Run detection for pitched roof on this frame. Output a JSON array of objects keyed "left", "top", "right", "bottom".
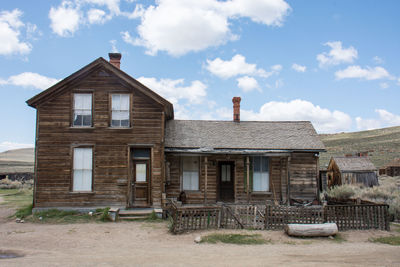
[
  {"left": 26, "top": 57, "right": 174, "bottom": 119},
  {"left": 165, "top": 120, "right": 325, "bottom": 151},
  {"left": 383, "top": 158, "right": 400, "bottom": 168},
  {"left": 332, "top": 156, "right": 377, "bottom": 172}
]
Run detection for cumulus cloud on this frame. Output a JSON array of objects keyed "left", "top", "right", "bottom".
[
  {"left": 125, "top": 0, "right": 291, "bottom": 56},
  {"left": 87, "top": 8, "right": 108, "bottom": 24},
  {"left": 109, "top": 39, "right": 118, "bottom": 52},
  {"left": 237, "top": 76, "right": 260, "bottom": 92},
  {"left": 205, "top": 54, "right": 280, "bottom": 79},
  {"left": 291, "top": 63, "right": 306, "bottom": 72},
  {"left": 335, "top": 65, "right": 390, "bottom": 80},
  {"left": 239, "top": 99, "right": 352, "bottom": 133},
  {"left": 356, "top": 109, "right": 400, "bottom": 131},
  {"left": 373, "top": 56, "right": 384, "bottom": 64},
  {"left": 317, "top": 41, "right": 358, "bottom": 67},
  {"left": 0, "top": 72, "right": 59, "bottom": 90},
  {"left": 0, "top": 9, "right": 32, "bottom": 55},
  {"left": 49, "top": 1, "right": 81, "bottom": 37},
  {"left": 0, "top": 142, "right": 34, "bottom": 153},
  {"left": 137, "top": 76, "right": 207, "bottom": 105}
]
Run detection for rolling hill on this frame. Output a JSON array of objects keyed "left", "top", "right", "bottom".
[{"left": 0, "top": 148, "right": 34, "bottom": 174}]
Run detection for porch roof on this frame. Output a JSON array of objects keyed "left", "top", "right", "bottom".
[{"left": 165, "top": 120, "right": 325, "bottom": 152}]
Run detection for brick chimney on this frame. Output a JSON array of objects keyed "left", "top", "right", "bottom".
[
  {"left": 232, "top": 97, "right": 241, "bottom": 122},
  {"left": 109, "top": 53, "right": 121, "bottom": 69}
]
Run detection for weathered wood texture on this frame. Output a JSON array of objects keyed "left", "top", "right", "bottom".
[
  {"left": 165, "top": 154, "right": 292, "bottom": 205},
  {"left": 35, "top": 68, "right": 165, "bottom": 208},
  {"left": 289, "top": 153, "right": 318, "bottom": 202},
  {"left": 285, "top": 223, "right": 338, "bottom": 237}
]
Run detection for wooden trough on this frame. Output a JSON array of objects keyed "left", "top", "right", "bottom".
[{"left": 285, "top": 223, "right": 338, "bottom": 237}]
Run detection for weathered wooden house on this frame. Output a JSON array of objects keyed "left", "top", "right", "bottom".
[
  {"left": 27, "top": 54, "right": 325, "bottom": 211},
  {"left": 380, "top": 158, "right": 400, "bottom": 177},
  {"left": 327, "top": 156, "right": 378, "bottom": 187}
]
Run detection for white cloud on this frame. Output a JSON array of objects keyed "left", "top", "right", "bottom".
[
  {"left": 317, "top": 41, "right": 358, "bottom": 67},
  {"left": 237, "top": 76, "right": 260, "bottom": 92},
  {"left": 356, "top": 109, "right": 400, "bottom": 131},
  {"left": 373, "top": 56, "right": 384, "bottom": 64},
  {"left": 109, "top": 39, "right": 118, "bottom": 52},
  {"left": 380, "top": 82, "right": 389, "bottom": 89},
  {"left": 82, "top": 0, "right": 121, "bottom": 15},
  {"left": 0, "top": 9, "right": 32, "bottom": 55},
  {"left": 205, "top": 54, "right": 279, "bottom": 79},
  {"left": 49, "top": 1, "right": 81, "bottom": 37},
  {"left": 274, "top": 79, "right": 284, "bottom": 88},
  {"left": 240, "top": 99, "right": 352, "bottom": 133},
  {"left": 0, "top": 72, "right": 59, "bottom": 90},
  {"left": 291, "top": 63, "right": 306, "bottom": 72},
  {"left": 137, "top": 77, "right": 207, "bottom": 105},
  {"left": 398, "top": 77, "right": 400, "bottom": 86},
  {"left": 335, "top": 65, "right": 390, "bottom": 80},
  {"left": 126, "top": 0, "right": 291, "bottom": 56},
  {"left": 0, "top": 141, "right": 33, "bottom": 153},
  {"left": 87, "top": 8, "right": 108, "bottom": 24}
]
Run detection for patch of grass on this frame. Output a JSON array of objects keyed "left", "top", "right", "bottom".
[
  {"left": 145, "top": 211, "right": 163, "bottom": 222},
  {"left": 98, "top": 207, "right": 111, "bottom": 222},
  {"left": 330, "top": 233, "right": 346, "bottom": 243},
  {"left": 0, "top": 188, "right": 33, "bottom": 208},
  {"left": 390, "top": 223, "right": 400, "bottom": 233},
  {"left": 28, "top": 208, "right": 112, "bottom": 224},
  {"left": 370, "top": 236, "right": 400, "bottom": 246},
  {"left": 15, "top": 204, "right": 33, "bottom": 219},
  {"left": 200, "top": 233, "right": 270, "bottom": 245}
]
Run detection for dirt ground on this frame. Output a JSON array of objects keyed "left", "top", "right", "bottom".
[{"left": 0, "top": 202, "right": 399, "bottom": 267}]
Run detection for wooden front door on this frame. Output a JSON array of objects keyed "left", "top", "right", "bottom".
[
  {"left": 132, "top": 160, "right": 150, "bottom": 207},
  {"left": 218, "top": 162, "right": 234, "bottom": 201}
]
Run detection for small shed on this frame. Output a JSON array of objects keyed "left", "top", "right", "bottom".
[
  {"left": 327, "top": 156, "right": 378, "bottom": 187},
  {"left": 381, "top": 158, "right": 400, "bottom": 177}
]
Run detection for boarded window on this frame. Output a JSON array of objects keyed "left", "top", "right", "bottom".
[
  {"left": 182, "top": 156, "right": 199, "bottom": 191},
  {"left": 73, "top": 147, "right": 93, "bottom": 191},
  {"left": 253, "top": 156, "right": 269, "bottom": 192},
  {"left": 111, "top": 94, "right": 130, "bottom": 127},
  {"left": 73, "top": 94, "right": 92, "bottom": 127}
]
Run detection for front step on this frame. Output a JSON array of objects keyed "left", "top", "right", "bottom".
[{"left": 118, "top": 208, "right": 162, "bottom": 221}]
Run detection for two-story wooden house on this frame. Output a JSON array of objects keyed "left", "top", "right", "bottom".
[{"left": 27, "top": 54, "right": 325, "bottom": 211}]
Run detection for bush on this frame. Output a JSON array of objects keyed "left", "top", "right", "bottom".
[
  {"left": 325, "top": 184, "right": 357, "bottom": 200},
  {"left": 0, "top": 178, "right": 22, "bottom": 189},
  {"left": 99, "top": 207, "right": 111, "bottom": 222},
  {"left": 15, "top": 204, "right": 33, "bottom": 219}
]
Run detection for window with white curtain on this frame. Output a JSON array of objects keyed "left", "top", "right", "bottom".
[
  {"left": 182, "top": 156, "right": 199, "bottom": 191},
  {"left": 73, "top": 94, "right": 92, "bottom": 127},
  {"left": 253, "top": 156, "right": 269, "bottom": 192},
  {"left": 73, "top": 147, "right": 93, "bottom": 191},
  {"left": 111, "top": 94, "right": 130, "bottom": 127}
]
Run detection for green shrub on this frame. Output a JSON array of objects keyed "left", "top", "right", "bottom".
[
  {"left": 99, "top": 207, "right": 111, "bottom": 222},
  {"left": 325, "top": 184, "right": 357, "bottom": 200},
  {"left": 15, "top": 204, "right": 33, "bottom": 219}
]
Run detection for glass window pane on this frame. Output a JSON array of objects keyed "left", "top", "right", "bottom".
[
  {"left": 183, "top": 157, "right": 199, "bottom": 190},
  {"left": 73, "top": 148, "right": 92, "bottom": 191},
  {"left": 136, "top": 163, "right": 146, "bottom": 182},
  {"left": 82, "top": 115, "right": 91, "bottom": 126},
  {"left": 253, "top": 156, "right": 269, "bottom": 191},
  {"left": 253, "top": 156, "right": 261, "bottom": 172},
  {"left": 226, "top": 165, "right": 231, "bottom": 182},
  {"left": 120, "top": 95, "right": 129, "bottom": 110},
  {"left": 112, "top": 94, "right": 120, "bottom": 110},
  {"left": 133, "top": 149, "right": 150, "bottom": 158}
]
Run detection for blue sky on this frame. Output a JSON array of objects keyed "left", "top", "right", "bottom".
[{"left": 0, "top": 0, "right": 399, "bottom": 152}]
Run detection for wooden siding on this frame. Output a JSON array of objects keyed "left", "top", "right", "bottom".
[
  {"left": 289, "top": 153, "right": 318, "bottom": 202},
  {"left": 35, "top": 68, "right": 165, "bottom": 208},
  {"left": 165, "top": 154, "right": 297, "bottom": 205}
]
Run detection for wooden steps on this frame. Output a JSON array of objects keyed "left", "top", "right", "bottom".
[{"left": 118, "top": 208, "right": 161, "bottom": 221}]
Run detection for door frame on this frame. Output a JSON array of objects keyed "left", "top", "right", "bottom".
[
  {"left": 217, "top": 161, "right": 235, "bottom": 202},
  {"left": 127, "top": 145, "right": 153, "bottom": 208}
]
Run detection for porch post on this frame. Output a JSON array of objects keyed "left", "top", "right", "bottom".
[
  {"left": 287, "top": 156, "right": 291, "bottom": 206},
  {"left": 246, "top": 156, "right": 250, "bottom": 202},
  {"left": 204, "top": 156, "right": 208, "bottom": 203}
]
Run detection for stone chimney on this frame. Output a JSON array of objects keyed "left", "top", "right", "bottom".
[
  {"left": 109, "top": 53, "right": 121, "bottom": 69},
  {"left": 232, "top": 97, "right": 241, "bottom": 122}
]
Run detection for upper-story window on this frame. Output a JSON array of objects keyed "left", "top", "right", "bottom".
[
  {"left": 111, "top": 94, "right": 130, "bottom": 127},
  {"left": 73, "top": 93, "right": 92, "bottom": 127}
]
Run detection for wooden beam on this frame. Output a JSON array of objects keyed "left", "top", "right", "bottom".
[
  {"left": 204, "top": 156, "right": 208, "bottom": 203},
  {"left": 287, "top": 156, "right": 291, "bottom": 206},
  {"left": 246, "top": 156, "right": 250, "bottom": 202}
]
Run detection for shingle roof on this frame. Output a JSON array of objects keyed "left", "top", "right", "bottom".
[
  {"left": 165, "top": 120, "right": 325, "bottom": 151},
  {"left": 383, "top": 158, "right": 400, "bottom": 168},
  {"left": 332, "top": 157, "right": 377, "bottom": 172}
]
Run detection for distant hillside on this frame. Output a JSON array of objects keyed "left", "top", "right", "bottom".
[
  {"left": 0, "top": 148, "right": 34, "bottom": 174},
  {"left": 319, "top": 126, "right": 400, "bottom": 169}
]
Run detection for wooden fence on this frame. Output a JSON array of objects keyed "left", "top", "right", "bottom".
[{"left": 169, "top": 202, "right": 390, "bottom": 234}]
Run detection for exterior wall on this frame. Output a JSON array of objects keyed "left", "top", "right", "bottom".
[
  {"left": 165, "top": 154, "right": 290, "bottom": 205},
  {"left": 289, "top": 153, "right": 318, "bottom": 202},
  {"left": 387, "top": 166, "right": 400, "bottom": 177},
  {"left": 35, "top": 69, "right": 164, "bottom": 208}
]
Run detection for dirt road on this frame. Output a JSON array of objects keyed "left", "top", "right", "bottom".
[{"left": 0, "top": 219, "right": 399, "bottom": 266}]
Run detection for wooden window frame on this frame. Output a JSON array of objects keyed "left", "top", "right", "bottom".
[
  {"left": 70, "top": 145, "right": 95, "bottom": 193},
  {"left": 180, "top": 155, "right": 200, "bottom": 192},
  {"left": 71, "top": 91, "right": 94, "bottom": 128},
  {"left": 251, "top": 156, "right": 271, "bottom": 193},
  {"left": 109, "top": 93, "right": 132, "bottom": 128}
]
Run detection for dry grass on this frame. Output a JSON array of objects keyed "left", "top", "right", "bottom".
[{"left": 0, "top": 178, "right": 33, "bottom": 189}]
